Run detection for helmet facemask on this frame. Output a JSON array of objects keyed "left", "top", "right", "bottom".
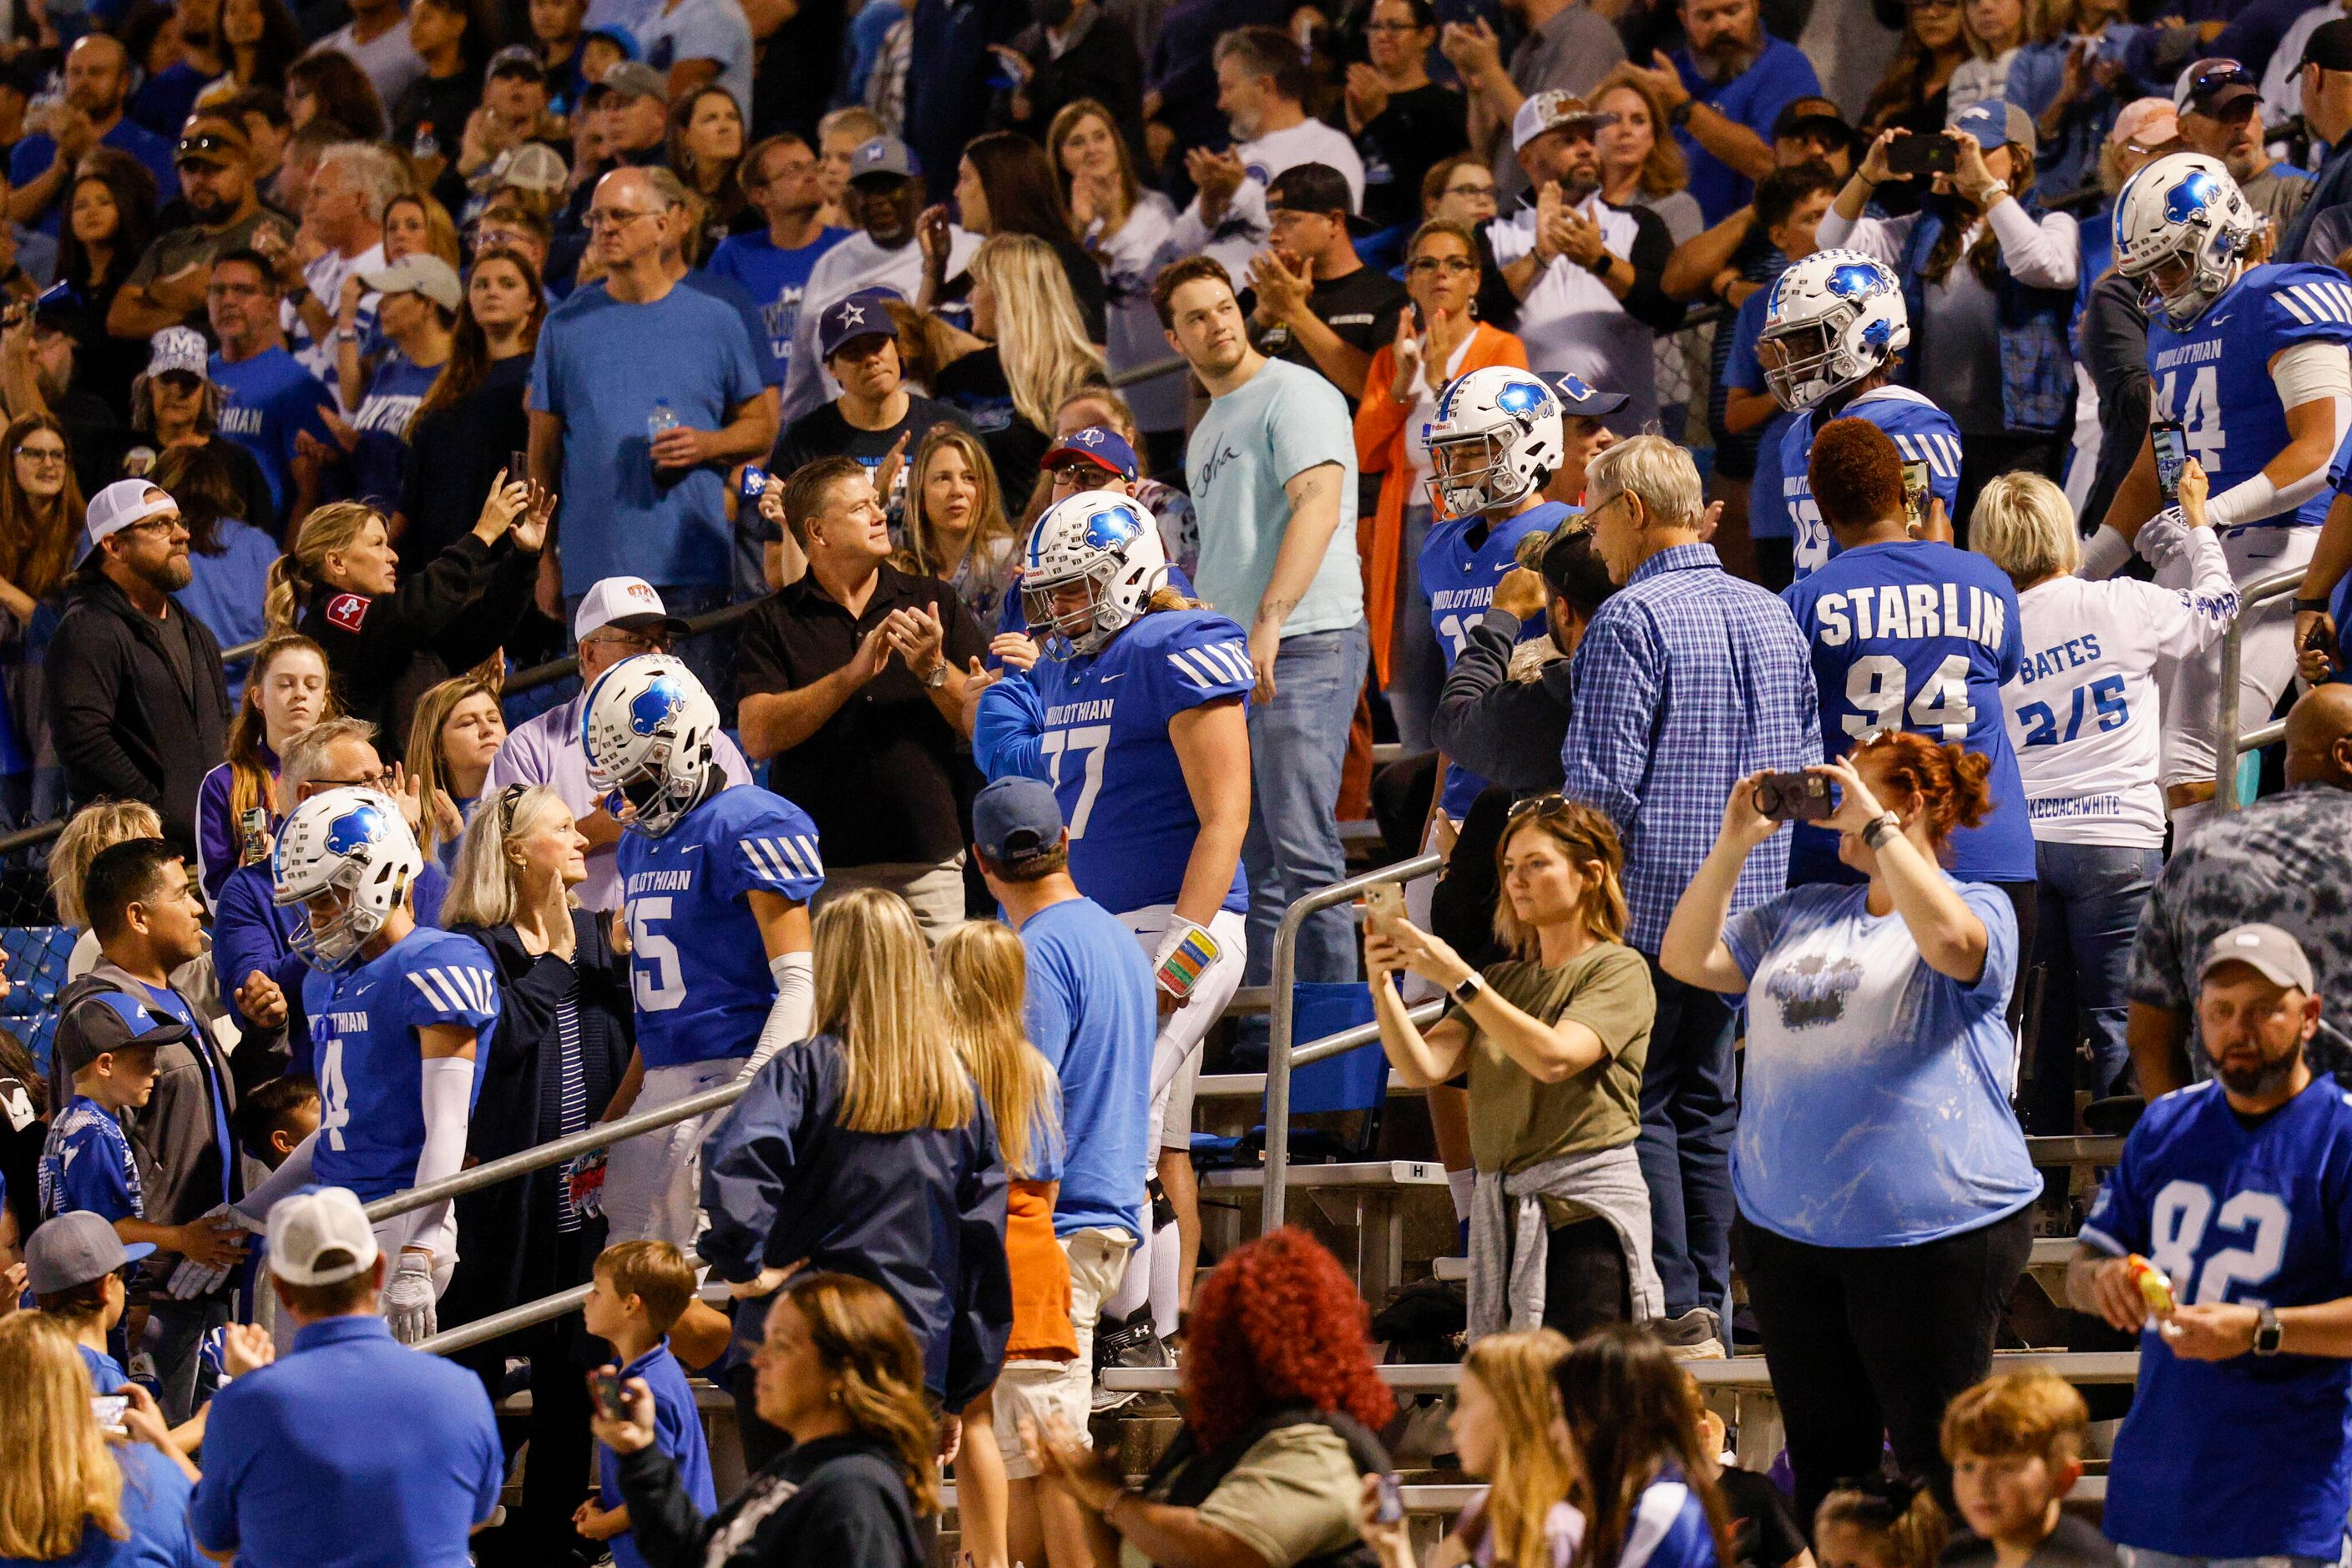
[
  {"left": 1024, "top": 555, "right": 1123, "bottom": 656},
  {"left": 1758, "top": 315, "right": 1849, "bottom": 412},
  {"left": 1428, "top": 422, "right": 1546, "bottom": 517},
  {"left": 594, "top": 729, "right": 710, "bottom": 837},
  {"left": 283, "top": 855, "right": 402, "bottom": 972}
]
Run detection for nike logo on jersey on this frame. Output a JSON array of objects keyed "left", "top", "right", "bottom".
[
  {"left": 407, "top": 965, "right": 495, "bottom": 1016},
  {"left": 743, "top": 835, "right": 823, "bottom": 882},
  {"left": 1167, "top": 640, "right": 1252, "bottom": 688},
  {"left": 1097, "top": 671, "right": 1126, "bottom": 683}
]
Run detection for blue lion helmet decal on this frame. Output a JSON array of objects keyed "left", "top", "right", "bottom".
[
  {"left": 1080, "top": 503, "right": 1145, "bottom": 552},
  {"left": 2165, "top": 168, "right": 2220, "bottom": 226},
  {"left": 1495, "top": 377, "right": 1550, "bottom": 417},
  {"left": 1825, "top": 260, "right": 1886, "bottom": 301},
  {"left": 323, "top": 802, "right": 386, "bottom": 858},
  {"left": 630, "top": 676, "right": 685, "bottom": 738}
]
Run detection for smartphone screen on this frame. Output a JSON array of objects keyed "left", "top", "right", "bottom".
[
  {"left": 92, "top": 1394, "right": 128, "bottom": 1434},
  {"left": 1887, "top": 134, "right": 1955, "bottom": 177},
  {"left": 591, "top": 1368, "right": 626, "bottom": 1421},
  {"left": 1900, "top": 459, "right": 1929, "bottom": 529},
  {"left": 1363, "top": 882, "right": 1405, "bottom": 930},
  {"left": 2152, "top": 420, "right": 2187, "bottom": 503}
]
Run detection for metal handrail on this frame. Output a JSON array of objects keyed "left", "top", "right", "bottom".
[
  {"left": 2212, "top": 565, "right": 2310, "bottom": 813},
  {"left": 1262, "top": 853, "right": 1444, "bottom": 1234}
]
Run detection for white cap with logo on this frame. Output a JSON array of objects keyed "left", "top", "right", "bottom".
[
  {"left": 573, "top": 574, "right": 689, "bottom": 643},
  {"left": 80, "top": 478, "right": 178, "bottom": 564},
  {"left": 267, "top": 1186, "right": 382, "bottom": 1286}
]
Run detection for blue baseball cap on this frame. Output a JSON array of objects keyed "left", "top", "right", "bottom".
[
  {"left": 817, "top": 287, "right": 901, "bottom": 362},
  {"left": 1948, "top": 97, "right": 2035, "bottom": 158},
  {"left": 1545, "top": 371, "right": 1629, "bottom": 418},
  {"left": 1041, "top": 425, "right": 1139, "bottom": 482},
  {"left": 973, "top": 776, "right": 1065, "bottom": 863},
  {"left": 56, "top": 987, "right": 196, "bottom": 1076}
]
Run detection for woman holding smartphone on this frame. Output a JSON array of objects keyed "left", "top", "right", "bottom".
[
  {"left": 1658, "top": 731, "right": 2039, "bottom": 1526},
  {"left": 1364, "top": 796, "right": 1662, "bottom": 1343}
]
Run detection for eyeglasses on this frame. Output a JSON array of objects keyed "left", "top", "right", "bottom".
[
  {"left": 1505, "top": 793, "right": 1573, "bottom": 827},
  {"left": 1363, "top": 19, "right": 1424, "bottom": 30},
  {"left": 1443, "top": 180, "right": 1497, "bottom": 199},
  {"left": 1407, "top": 255, "right": 1478, "bottom": 276},
  {"left": 1050, "top": 463, "right": 1109, "bottom": 485},
  {"left": 13, "top": 444, "right": 66, "bottom": 463},
  {"left": 584, "top": 207, "right": 660, "bottom": 230},
  {"left": 123, "top": 514, "right": 185, "bottom": 536},
  {"left": 582, "top": 629, "right": 662, "bottom": 653},
  {"left": 316, "top": 768, "right": 392, "bottom": 791}
]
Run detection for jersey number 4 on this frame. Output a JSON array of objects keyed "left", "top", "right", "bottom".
[
  {"left": 627, "top": 897, "right": 687, "bottom": 1013},
  {"left": 2155, "top": 366, "right": 2227, "bottom": 470},
  {"left": 318, "top": 1038, "right": 351, "bottom": 1151},
  {"left": 2148, "top": 1178, "right": 2290, "bottom": 1305},
  {"left": 1039, "top": 724, "right": 1112, "bottom": 837},
  {"left": 1842, "top": 653, "right": 1974, "bottom": 742}
]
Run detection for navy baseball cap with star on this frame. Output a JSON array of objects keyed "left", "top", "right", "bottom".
[
  {"left": 817, "top": 287, "right": 902, "bottom": 362},
  {"left": 1041, "top": 425, "right": 1139, "bottom": 481}
]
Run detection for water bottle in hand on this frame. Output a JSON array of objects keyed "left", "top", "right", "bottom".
[{"left": 647, "top": 399, "right": 679, "bottom": 473}]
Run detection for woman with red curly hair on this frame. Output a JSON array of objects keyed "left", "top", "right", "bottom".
[
  {"left": 1024, "top": 1227, "right": 1396, "bottom": 1566},
  {"left": 1658, "top": 728, "right": 2040, "bottom": 1527}
]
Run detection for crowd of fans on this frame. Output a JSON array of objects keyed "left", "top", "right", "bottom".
[{"left": 3, "top": 0, "right": 2352, "bottom": 1563}]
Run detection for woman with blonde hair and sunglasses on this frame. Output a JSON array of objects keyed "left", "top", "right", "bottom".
[
  {"left": 1365, "top": 794, "right": 1662, "bottom": 1344},
  {"left": 699, "top": 888, "right": 1012, "bottom": 1470},
  {"left": 0, "top": 1309, "right": 204, "bottom": 1567},
  {"left": 1360, "top": 1329, "right": 1579, "bottom": 1568},
  {"left": 935, "top": 920, "right": 1074, "bottom": 1568}
]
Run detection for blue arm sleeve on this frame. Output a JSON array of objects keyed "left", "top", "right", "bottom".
[{"left": 973, "top": 672, "right": 1050, "bottom": 781}]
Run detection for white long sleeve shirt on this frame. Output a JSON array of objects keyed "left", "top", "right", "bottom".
[
  {"left": 1820, "top": 198, "right": 2081, "bottom": 292},
  {"left": 2001, "top": 518, "right": 2238, "bottom": 846}
]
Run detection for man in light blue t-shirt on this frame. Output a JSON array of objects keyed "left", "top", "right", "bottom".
[
  {"left": 1157, "top": 256, "right": 1368, "bottom": 986},
  {"left": 529, "top": 166, "right": 773, "bottom": 695},
  {"left": 635, "top": 0, "right": 756, "bottom": 124}
]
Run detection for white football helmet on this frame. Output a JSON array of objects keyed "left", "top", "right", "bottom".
[
  {"left": 581, "top": 653, "right": 719, "bottom": 837},
  {"left": 1757, "top": 249, "right": 1909, "bottom": 413},
  {"left": 1020, "top": 490, "right": 1168, "bottom": 656},
  {"left": 271, "top": 786, "right": 422, "bottom": 971},
  {"left": 2113, "top": 151, "right": 2259, "bottom": 327},
  {"left": 1425, "top": 366, "right": 1565, "bottom": 517}
]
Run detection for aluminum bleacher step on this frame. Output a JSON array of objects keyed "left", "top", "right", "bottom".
[{"left": 1202, "top": 1160, "right": 1452, "bottom": 1190}]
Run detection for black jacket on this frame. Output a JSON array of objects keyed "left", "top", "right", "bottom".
[
  {"left": 618, "top": 1432, "right": 924, "bottom": 1568},
  {"left": 2080, "top": 266, "right": 2149, "bottom": 535},
  {"left": 46, "top": 569, "right": 232, "bottom": 855},
  {"left": 438, "top": 913, "right": 632, "bottom": 1332},
  {"left": 298, "top": 530, "right": 540, "bottom": 763},
  {"left": 699, "top": 1032, "right": 1011, "bottom": 1410},
  {"left": 1428, "top": 608, "right": 1573, "bottom": 797},
  {"left": 997, "top": 10, "right": 1146, "bottom": 179}
]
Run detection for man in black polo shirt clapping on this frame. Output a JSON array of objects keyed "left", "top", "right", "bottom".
[{"left": 734, "top": 455, "right": 986, "bottom": 938}]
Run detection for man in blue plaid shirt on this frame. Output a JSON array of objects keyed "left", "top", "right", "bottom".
[{"left": 1562, "top": 433, "right": 1818, "bottom": 1358}]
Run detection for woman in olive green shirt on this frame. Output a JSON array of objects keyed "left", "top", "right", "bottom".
[{"left": 1367, "top": 796, "right": 1665, "bottom": 1342}]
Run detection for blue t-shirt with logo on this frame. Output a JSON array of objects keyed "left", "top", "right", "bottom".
[
  {"left": 706, "top": 227, "right": 851, "bottom": 393},
  {"left": 211, "top": 347, "right": 333, "bottom": 524},
  {"left": 348, "top": 352, "right": 441, "bottom": 511},
  {"left": 1017, "top": 894, "right": 1156, "bottom": 1244}
]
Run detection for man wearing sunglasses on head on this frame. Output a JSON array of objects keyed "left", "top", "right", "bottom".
[
  {"left": 110, "top": 115, "right": 295, "bottom": 343},
  {"left": 2175, "top": 58, "right": 2312, "bottom": 233}
]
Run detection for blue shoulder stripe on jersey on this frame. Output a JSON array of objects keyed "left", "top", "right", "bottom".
[
  {"left": 1168, "top": 640, "right": 1251, "bottom": 687},
  {"left": 743, "top": 832, "right": 823, "bottom": 883},
  {"left": 407, "top": 964, "right": 494, "bottom": 1017}
]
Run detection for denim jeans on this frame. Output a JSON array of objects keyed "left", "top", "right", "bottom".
[
  {"left": 1243, "top": 622, "right": 1370, "bottom": 986},
  {"left": 1387, "top": 505, "right": 1441, "bottom": 754},
  {"left": 2019, "top": 840, "right": 2162, "bottom": 1134},
  {"left": 1639, "top": 954, "right": 1738, "bottom": 1319}
]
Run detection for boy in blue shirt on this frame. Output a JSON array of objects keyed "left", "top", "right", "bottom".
[{"left": 578, "top": 1239, "right": 716, "bottom": 1568}]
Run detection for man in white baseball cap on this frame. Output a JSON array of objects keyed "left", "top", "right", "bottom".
[
  {"left": 481, "top": 575, "right": 751, "bottom": 912},
  {"left": 190, "top": 1187, "right": 505, "bottom": 1568},
  {"left": 49, "top": 478, "right": 230, "bottom": 856},
  {"left": 346, "top": 254, "right": 463, "bottom": 507}
]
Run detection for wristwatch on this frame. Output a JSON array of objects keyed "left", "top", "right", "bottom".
[
  {"left": 1861, "top": 812, "right": 1902, "bottom": 850},
  {"left": 1972, "top": 179, "right": 2011, "bottom": 205},
  {"left": 2294, "top": 596, "right": 2333, "bottom": 614},
  {"left": 1583, "top": 250, "right": 1614, "bottom": 278},
  {"left": 2254, "top": 1304, "right": 2284, "bottom": 1357},
  {"left": 1449, "top": 971, "right": 1484, "bottom": 1006},
  {"left": 1668, "top": 98, "right": 1695, "bottom": 129},
  {"left": 922, "top": 659, "right": 948, "bottom": 689}
]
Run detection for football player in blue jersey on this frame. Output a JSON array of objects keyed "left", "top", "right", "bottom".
[
  {"left": 2070, "top": 923, "right": 2352, "bottom": 1566},
  {"left": 972, "top": 488, "right": 1252, "bottom": 1338},
  {"left": 1756, "top": 248, "right": 1964, "bottom": 581},
  {"left": 584, "top": 653, "right": 824, "bottom": 1248},
  {"left": 2092, "top": 152, "right": 2352, "bottom": 835},
  {"left": 1780, "top": 417, "right": 2037, "bottom": 1021},
  {"left": 266, "top": 786, "right": 501, "bottom": 1344}
]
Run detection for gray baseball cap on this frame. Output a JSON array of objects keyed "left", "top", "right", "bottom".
[
  {"left": 25, "top": 1210, "right": 154, "bottom": 1295},
  {"left": 2200, "top": 923, "right": 2318, "bottom": 992}
]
